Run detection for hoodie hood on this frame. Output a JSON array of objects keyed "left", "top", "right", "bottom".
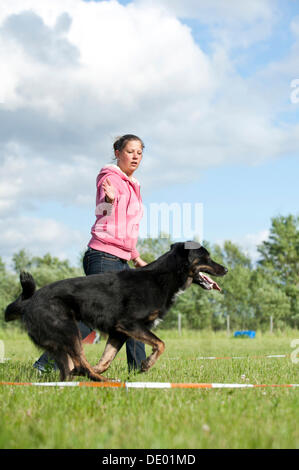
[{"left": 96, "top": 164, "right": 140, "bottom": 188}]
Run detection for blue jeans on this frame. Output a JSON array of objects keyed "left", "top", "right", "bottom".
[{"left": 83, "top": 247, "right": 146, "bottom": 372}]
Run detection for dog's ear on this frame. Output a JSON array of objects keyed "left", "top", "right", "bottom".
[
  {"left": 170, "top": 242, "right": 184, "bottom": 251},
  {"left": 184, "top": 241, "right": 201, "bottom": 250},
  {"left": 171, "top": 241, "right": 202, "bottom": 253},
  {"left": 170, "top": 242, "right": 188, "bottom": 257}
]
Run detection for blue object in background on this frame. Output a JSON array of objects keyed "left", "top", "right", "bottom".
[{"left": 234, "top": 330, "right": 256, "bottom": 338}]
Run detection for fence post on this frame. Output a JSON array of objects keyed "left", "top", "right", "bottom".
[
  {"left": 178, "top": 313, "right": 182, "bottom": 336},
  {"left": 270, "top": 316, "right": 273, "bottom": 333},
  {"left": 227, "top": 315, "right": 230, "bottom": 336},
  {"left": 0, "top": 340, "right": 4, "bottom": 364}
]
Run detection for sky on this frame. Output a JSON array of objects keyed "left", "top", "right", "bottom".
[{"left": 0, "top": 0, "right": 298, "bottom": 269}]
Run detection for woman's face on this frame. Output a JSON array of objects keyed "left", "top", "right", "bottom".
[{"left": 115, "top": 140, "right": 143, "bottom": 177}]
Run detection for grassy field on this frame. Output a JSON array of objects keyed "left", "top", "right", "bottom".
[{"left": 1, "top": 327, "right": 299, "bottom": 449}]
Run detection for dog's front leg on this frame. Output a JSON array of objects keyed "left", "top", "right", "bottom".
[
  {"left": 93, "top": 332, "right": 127, "bottom": 374},
  {"left": 140, "top": 336, "right": 165, "bottom": 372},
  {"left": 116, "top": 325, "right": 165, "bottom": 372}
]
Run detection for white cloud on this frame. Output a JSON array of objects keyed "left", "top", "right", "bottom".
[
  {"left": 0, "top": 0, "right": 295, "bottom": 181},
  {"left": 0, "top": 0, "right": 215, "bottom": 210},
  {"left": 216, "top": 229, "right": 270, "bottom": 263},
  {"left": 136, "top": 0, "right": 278, "bottom": 48},
  {"left": 290, "top": 15, "right": 299, "bottom": 36},
  {"left": 0, "top": 146, "right": 98, "bottom": 217},
  {"left": 241, "top": 230, "right": 270, "bottom": 262},
  {"left": 136, "top": 0, "right": 275, "bottom": 23},
  {"left": 0, "top": 214, "right": 86, "bottom": 268},
  {"left": 0, "top": 0, "right": 297, "bottom": 264}
]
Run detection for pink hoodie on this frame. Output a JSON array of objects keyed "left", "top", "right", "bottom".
[{"left": 88, "top": 164, "right": 143, "bottom": 260}]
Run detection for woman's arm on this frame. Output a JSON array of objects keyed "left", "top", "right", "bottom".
[
  {"left": 102, "top": 177, "right": 115, "bottom": 204},
  {"left": 132, "top": 256, "right": 147, "bottom": 268}
]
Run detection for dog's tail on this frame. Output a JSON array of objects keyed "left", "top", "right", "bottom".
[{"left": 4, "top": 271, "right": 36, "bottom": 322}]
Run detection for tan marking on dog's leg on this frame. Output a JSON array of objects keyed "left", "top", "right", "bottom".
[
  {"left": 67, "top": 354, "right": 74, "bottom": 372},
  {"left": 93, "top": 343, "right": 118, "bottom": 374},
  {"left": 53, "top": 351, "right": 73, "bottom": 381},
  {"left": 79, "top": 350, "right": 111, "bottom": 382},
  {"left": 116, "top": 325, "right": 165, "bottom": 372},
  {"left": 70, "top": 338, "right": 110, "bottom": 382},
  {"left": 147, "top": 309, "right": 160, "bottom": 322},
  {"left": 68, "top": 337, "right": 85, "bottom": 377},
  {"left": 140, "top": 339, "right": 165, "bottom": 372},
  {"left": 94, "top": 333, "right": 127, "bottom": 374}
]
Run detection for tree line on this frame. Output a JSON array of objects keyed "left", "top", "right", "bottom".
[{"left": 1, "top": 214, "right": 298, "bottom": 331}]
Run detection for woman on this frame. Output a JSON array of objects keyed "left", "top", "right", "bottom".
[
  {"left": 82, "top": 134, "right": 147, "bottom": 371},
  {"left": 34, "top": 134, "right": 147, "bottom": 375}
]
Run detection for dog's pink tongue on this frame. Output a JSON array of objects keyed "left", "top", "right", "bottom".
[{"left": 201, "top": 274, "right": 221, "bottom": 291}]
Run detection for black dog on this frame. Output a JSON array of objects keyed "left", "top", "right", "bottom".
[{"left": 5, "top": 242, "right": 227, "bottom": 381}]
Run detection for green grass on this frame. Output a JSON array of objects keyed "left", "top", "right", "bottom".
[{"left": 1, "top": 328, "right": 299, "bottom": 449}]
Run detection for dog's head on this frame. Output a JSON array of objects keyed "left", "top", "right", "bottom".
[{"left": 171, "top": 241, "right": 228, "bottom": 290}]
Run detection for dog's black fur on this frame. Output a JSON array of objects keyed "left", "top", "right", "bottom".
[{"left": 5, "top": 242, "right": 227, "bottom": 381}]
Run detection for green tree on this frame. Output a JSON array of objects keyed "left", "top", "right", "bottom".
[
  {"left": 0, "top": 256, "right": 5, "bottom": 272},
  {"left": 258, "top": 214, "right": 299, "bottom": 280},
  {"left": 30, "top": 253, "right": 83, "bottom": 288},
  {"left": 0, "top": 251, "right": 84, "bottom": 327},
  {"left": 12, "top": 249, "right": 32, "bottom": 273},
  {"left": 250, "top": 268, "right": 291, "bottom": 330},
  {"left": 137, "top": 234, "right": 172, "bottom": 264},
  {"left": 213, "top": 241, "right": 253, "bottom": 330},
  {"left": 0, "top": 261, "right": 19, "bottom": 328},
  {"left": 257, "top": 214, "right": 299, "bottom": 327}
]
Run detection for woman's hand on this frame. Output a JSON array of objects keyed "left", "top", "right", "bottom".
[
  {"left": 103, "top": 177, "right": 115, "bottom": 204},
  {"left": 133, "top": 257, "right": 147, "bottom": 268}
]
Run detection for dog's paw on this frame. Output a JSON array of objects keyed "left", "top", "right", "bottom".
[
  {"left": 140, "top": 360, "right": 150, "bottom": 373},
  {"left": 70, "top": 366, "right": 85, "bottom": 377}
]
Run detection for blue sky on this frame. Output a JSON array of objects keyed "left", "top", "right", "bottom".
[{"left": 0, "top": 0, "right": 298, "bottom": 268}]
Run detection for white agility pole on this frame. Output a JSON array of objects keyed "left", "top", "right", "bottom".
[
  {"left": 166, "top": 354, "right": 291, "bottom": 360},
  {"left": 1, "top": 381, "right": 299, "bottom": 389},
  {"left": 196, "top": 354, "right": 289, "bottom": 360}
]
